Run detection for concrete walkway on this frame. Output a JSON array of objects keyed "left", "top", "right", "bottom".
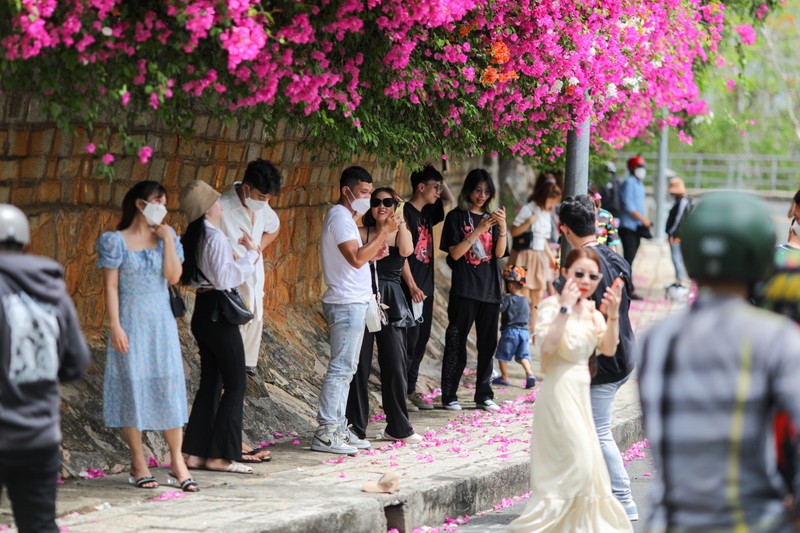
[{"left": 0, "top": 241, "right": 683, "bottom": 533}]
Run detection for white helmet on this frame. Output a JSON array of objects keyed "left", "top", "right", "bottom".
[{"left": 0, "top": 204, "right": 30, "bottom": 246}]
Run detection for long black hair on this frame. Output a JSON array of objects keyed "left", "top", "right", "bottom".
[
  {"left": 117, "top": 181, "right": 167, "bottom": 230},
  {"left": 457, "top": 168, "right": 496, "bottom": 213},
  {"left": 180, "top": 217, "right": 207, "bottom": 285},
  {"left": 361, "top": 187, "right": 398, "bottom": 227}
]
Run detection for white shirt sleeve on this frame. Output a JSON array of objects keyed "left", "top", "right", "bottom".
[
  {"left": 329, "top": 209, "right": 360, "bottom": 245},
  {"left": 513, "top": 202, "right": 535, "bottom": 227},
  {"left": 199, "top": 224, "right": 258, "bottom": 290},
  {"left": 263, "top": 204, "right": 280, "bottom": 234}
]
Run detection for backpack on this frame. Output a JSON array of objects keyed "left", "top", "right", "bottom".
[{"left": 601, "top": 175, "right": 624, "bottom": 218}]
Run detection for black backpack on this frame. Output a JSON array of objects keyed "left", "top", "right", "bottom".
[{"left": 601, "top": 175, "right": 624, "bottom": 218}]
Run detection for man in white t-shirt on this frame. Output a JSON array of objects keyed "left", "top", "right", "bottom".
[
  {"left": 220, "top": 160, "right": 283, "bottom": 378},
  {"left": 313, "top": 166, "right": 398, "bottom": 455}
]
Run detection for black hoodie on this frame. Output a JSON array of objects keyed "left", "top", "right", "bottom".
[{"left": 0, "top": 253, "right": 89, "bottom": 451}]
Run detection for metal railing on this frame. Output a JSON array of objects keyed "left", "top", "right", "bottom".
[{"left": 615, "top": 152, "right": 800, "bottom": 191}]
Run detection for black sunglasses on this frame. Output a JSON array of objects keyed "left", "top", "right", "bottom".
[
  {"left": 370, "top": 198, "right": 396, "bottom": 208},
  {"left": 572, "top": 269, "right": 603, "bottom": 282}
]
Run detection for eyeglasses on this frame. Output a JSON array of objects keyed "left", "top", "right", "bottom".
[
  {"left": 571, "top": 269, "right": 603, "bottom": 281},
  {"left": 426, "top": 183, "right": 443, "bottom": 192},
  {"left": 473, "top": 188, "right": 491, "bottom": 196},
  {"left": 370, "top": 198, "right": 396, "bottom": 208}
]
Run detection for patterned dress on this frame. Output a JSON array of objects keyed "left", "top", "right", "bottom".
[{"left": 95, "top": 229, "right": 188, "bottom": 430}]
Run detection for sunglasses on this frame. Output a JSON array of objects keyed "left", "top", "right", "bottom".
[
  {"left": 572, "top": 269, "right": 603, "bottom": 282},
  {"left": 473, "top": 188, "right": 491, "bottom": 196},
  {"left": 370, "top": 197, "right": 397, "bottom": 208}
]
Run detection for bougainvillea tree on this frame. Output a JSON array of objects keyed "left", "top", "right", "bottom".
[{"left": 0, "top": 0, "right": 780, "bottom": 169}]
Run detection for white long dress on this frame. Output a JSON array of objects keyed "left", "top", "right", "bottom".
[{"left": 508, "top": 297, "right": 632, "bottom": 532}]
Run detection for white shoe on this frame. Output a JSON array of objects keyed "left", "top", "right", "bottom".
[
  {"left": 443, "top": 401, "right": 462, "bottom": 411},
  {"left": 383, "top": 431, "right": 423, "bottom": 444},
  {"left": 477, "top": 399, "right": 501, "bottom": 412},
  {"left": 311, "top": 428, "right": 358, "bottom": 454},
  {"left": 342, "top": 426, "right": 371, "bottom": 450}
]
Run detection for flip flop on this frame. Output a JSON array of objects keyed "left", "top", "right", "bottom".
[
  {"left": 128, "top": 475, "right": 159, "bottom": 489},
  {"left": 240, "top": 454, "right": 262, "bottom": 464},
  {"left": 246, "top": 446, "right": 273, "bottom": 462},
  {"left": 168, "top": 474, "right": 200, "bottom": 493},
  {"left": 215, "top": 461, "right": 253, "bottom": 475}
]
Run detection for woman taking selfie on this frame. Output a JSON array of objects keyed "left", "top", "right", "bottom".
[
  {"left": 439, "top": 168, "right": 507, "bottom": 412},
  {"left": 346, "top": 188, "right": 422, "bottom": 445},
  {"left": 96, "top": 181, "right": 196, "bottom": 492},
  {"left": 179, "top": 181, "right": 260, "bottom": 475},
  {"left": 508, "top": 248, "right": 630, "bottom": 532}
]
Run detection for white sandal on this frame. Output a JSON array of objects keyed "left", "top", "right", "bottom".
[{"left": 209, "top": 461, "right": 253, "bottom": 475}]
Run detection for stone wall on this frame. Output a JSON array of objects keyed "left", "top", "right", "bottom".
[{"left": 0, "top": 95, "right": 434, "bottom": 474}]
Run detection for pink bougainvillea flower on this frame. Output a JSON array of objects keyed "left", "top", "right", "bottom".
[
  {"left": 85, "top": 143, "right": 96, "bottom": 154},
  {"left": 121, "top": 91, "right": 130, "bottom": 107},
  {"left": 101, "top": 153, "right": 114, "bottom": 165},
  {"left": 138, "top": 145, "right": 153, "bottom": 164},
  {"left": 147, "top": 456, "right": 158, "bottom": 468},
  {"left": 734, "top": 24, "right": 756, "bottom": 45}
]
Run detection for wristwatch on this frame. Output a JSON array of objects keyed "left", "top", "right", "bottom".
[{"left": 559, "top": 306, "right": 571, "bottom": 315}]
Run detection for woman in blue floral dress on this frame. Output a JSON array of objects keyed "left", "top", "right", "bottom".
[{"left": 96, "top": 181, "right": 197, "bottom": 492}]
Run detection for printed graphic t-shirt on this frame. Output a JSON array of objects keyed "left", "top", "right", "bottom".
[
  {"left": 440, "top": 209, "right": 507, "bottom": 304},
  {"left": 403, "top": 200, "right": 445, "bottom": 297}
]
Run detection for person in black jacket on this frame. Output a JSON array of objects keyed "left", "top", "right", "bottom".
[
  {"left": 557, "top": 195, "right": 638, "bottom": 522},
  {"left": 0, "top": 204, "right": 90, "bottom": 533},
  {"left": 665, "top": 177, "right": 692, "bottom": 286}
]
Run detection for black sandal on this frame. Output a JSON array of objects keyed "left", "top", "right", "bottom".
[
  {"left": 128, "top": 475, "right": 159, "bottom": 489},
  {"left": 168, "top": 474, "right": 199, "bottom": 492},
  {"left": 247, "top": 446, "right": 273, "bottom": 462}
]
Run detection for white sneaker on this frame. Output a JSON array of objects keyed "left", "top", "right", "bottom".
[
  {"left": 342, "top": 426, "right": 371, "bottom": 450},
  {"left": 443, "top": 401, "right": 462, "bottom": 411},
  {"left": 311, "top": 428, "right": 358, "bottom": 454},
  {"left": 383, "top": 431, "right": 423, "bottom": 444},
  {"left": 477, "top": 399, "right": 501, "bottom": 412}
]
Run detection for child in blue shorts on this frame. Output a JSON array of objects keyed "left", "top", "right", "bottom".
[{"left": 493, "top": 265, "right": 537, "bottom": 389}]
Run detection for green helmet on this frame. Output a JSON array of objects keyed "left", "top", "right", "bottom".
[{"left": 679, "top": 192, "right": 775, "bottom": 282}]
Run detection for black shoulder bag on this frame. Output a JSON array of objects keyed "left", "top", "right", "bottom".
[
  {"left": 168, "top": 285, "right": 186, "bottom": 318},
  {"left": 198, "top": 270, "right": 254, "bottom": 326}
]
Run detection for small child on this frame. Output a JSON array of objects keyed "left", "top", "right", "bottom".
[{"left": 493, "top": 265, "right": 537, "bottom": 389}]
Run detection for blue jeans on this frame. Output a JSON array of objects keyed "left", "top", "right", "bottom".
[
  {"left": 317, "top": 302, "right": 368, "bottom": 428},
  {"left": 590, "top": 374, "right": 633, "bottom": 505},
  {"left": 670, "top": 240, "right": 689, "bottom": 283}
]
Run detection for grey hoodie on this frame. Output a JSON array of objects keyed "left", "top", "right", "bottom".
[{"left": 0, "top": 252, "right": 89, "bottom": 451}]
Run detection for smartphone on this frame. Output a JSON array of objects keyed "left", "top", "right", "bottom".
[
  {"left": 599, "top": 273, "right": 625, "bottom": 314},
  {"left": 395, "top": 201, "right": 405, "bottom": 215}
]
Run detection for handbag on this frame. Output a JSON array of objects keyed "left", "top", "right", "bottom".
[
  {"left": 637, "top": 224, "right": 653, "bottom": 240},
  {"left": 512, "top": 232, "right": 533, "bottom": 251},
  {"left": 168, "top": 285, "right": 186, "bottom": 318},
  {"left": 365, "top": 261, "right": 389, "bottom": 333},
  {"left": 198, "top": 270, "right": 254, "bottom": 326}
]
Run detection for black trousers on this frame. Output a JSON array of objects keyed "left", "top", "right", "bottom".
[
  {"left": 405, "top": 294, "right": 435, "bottom": 394},
  {"left": 346, "top": 325, "right": 413, "bottom": 439},
  {"left": 0, "top": 445, "right": 60, "bottom": 533},
  {"left": 618, "top": 227, "right": 641, "bottom": 271},
  {"left": 441, "top": 294, "right": 500, "bottom": 406},
  {"left": 183, "top": 291, "right": 245, "bottom": 461}
]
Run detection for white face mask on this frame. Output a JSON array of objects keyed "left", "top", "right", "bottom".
[
  {"left": 792, "top": 218, "right": 800, "bottom": 238},
  {"left": 142, "top": 202, "right": 167, "bottom": 226},
  {"left": 245, "top": 197, "right": 268, "bottom": 211},
  {"left": 345, "top": 187, "right": 370, "bottom": 215},
  {"left": 634, "top": 167, "right": 647, "bottom": 180}
]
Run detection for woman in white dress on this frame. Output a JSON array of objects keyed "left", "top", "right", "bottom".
[{"left": 508, "top": 247, "right": 632, "bottom": 532}]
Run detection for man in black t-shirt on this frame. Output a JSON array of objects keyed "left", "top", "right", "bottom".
[{"left": 401, "top": 165, "right": 453, "bottom": 411}]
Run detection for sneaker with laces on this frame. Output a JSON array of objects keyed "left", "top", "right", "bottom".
[
  {"left": 477, "top": 399, "right": 501, "bottom": 412},
  {"left": 443, "top": 401, "right": 462, "bottom": 411},
  {"left": 342, "top": 426, "right": 371, "bottom": 450},
  {"left": 310, "top": 428, "right": 358, "bottom": 455},
  {"left": 383, "top": 431, "right": 423, "bottom": 444},
  {"left": 409, "top": 392, "right": 434, "bottom": 410},
  {"left": 624, "top": 502, "right": 639, "bottom": 521},
  {"left": 525, "top": 376, "right": 537, "bottom": 389}
]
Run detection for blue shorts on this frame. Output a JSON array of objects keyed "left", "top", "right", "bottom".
[{"left": 495, "top": 327, "right": 531, "bottom": 362}]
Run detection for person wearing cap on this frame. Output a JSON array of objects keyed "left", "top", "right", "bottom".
[
  {"left": 637, "top": 192, "right": 800, "bottom": 531},
  {"left": 665, "top": 175, "right": 692, "bottom": 286},
  {"left": 492, "top": 265, "right": 537, "bottom": 389},
  {"left": 179, "top": 181, "right": 261, "bottom": 475},
  {"left": 0, "top": 204, "right": 90, "bottom": 533},
  {"left": 618, "top": 156, "right": 650, "bottom": 299},
  {"left": 95, "top": 181, "right": 197, "bottom": 491},
  {"left": 588, "top": 182, "right": 621, "bottom": 254}
]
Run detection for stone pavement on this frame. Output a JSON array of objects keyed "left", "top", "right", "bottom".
[{"left": 0, "top": 241, "right": 684, "bottom": 533}]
